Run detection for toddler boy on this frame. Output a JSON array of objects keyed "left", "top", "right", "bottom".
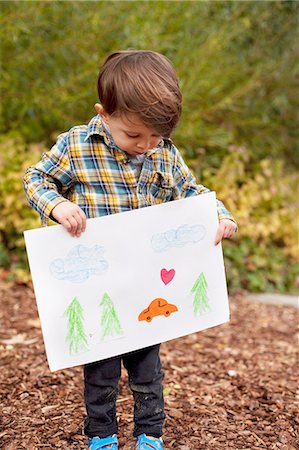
[{"left": 24, "top": 50, "right": 237, "bottom": 450}]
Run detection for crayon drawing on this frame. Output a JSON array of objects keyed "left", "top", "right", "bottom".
[
  {"left": 99, "top": 293, "right": 124, "bottom": 340},
  {"left": 49, "top": 244, "right": 108, "bottom": 283},
  {"left": 138, "top": 298, "right": 178, "bottom": 323},
  {"left": 160, "top": 268, "right": 175, "bottom": 285},
  {"left": 151, "top": 224, "right": 206, "bottom": 252},
  {"left": 64, "top": 297, "right": 89, "bottom": 354},
  {"left": 24, "top": 192, "right": 230, "bottom": 371},
  {"left": 191, "top": 272, "right": 211, "bottom": 316}
]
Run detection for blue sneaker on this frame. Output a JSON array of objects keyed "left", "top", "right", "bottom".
[
  {"left": 136, "top": 434, "right": 163, "bottom": 450},
  {"left": 87, "top": 434, "right": 118, "bottom": 450}
]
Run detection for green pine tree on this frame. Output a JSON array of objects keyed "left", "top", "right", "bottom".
[
  {"left": 64, "top": 296, "right": 89, "bottom": 354},
  {"left": 100, "top": 293, "right": 123, "bottom": 339},
  {"left": 191, "top": 272, "right": 211, "bottom": 316}
]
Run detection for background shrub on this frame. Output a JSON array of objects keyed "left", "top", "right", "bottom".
[{"left": 0, "top": 1, "right": 298, "bottom": 292}]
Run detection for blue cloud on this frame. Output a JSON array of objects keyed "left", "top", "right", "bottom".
[
  {"left": 49, "top": 244, "right": 108, "bottom": 283},
  {"left": 151, "top": 224, "right": 206, "bottom": 252}
]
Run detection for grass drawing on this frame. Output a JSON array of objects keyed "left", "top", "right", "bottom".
[
  {"left": 99, "top": 293, "right": 123, "bottom": 340},
  {"left": 191, "top": 272, "right": 211, "bottom": 316},
  {"left": 64, "top": 296, "right": 89, "bottom": 354}
]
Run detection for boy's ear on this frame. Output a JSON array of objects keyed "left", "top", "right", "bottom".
[{"left": 95, "top": 103, "right": 109, "bottom": 123}]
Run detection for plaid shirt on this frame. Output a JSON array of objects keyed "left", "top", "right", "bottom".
[{"left": 23, "top": 115, "right": 235, "bottom": 226}]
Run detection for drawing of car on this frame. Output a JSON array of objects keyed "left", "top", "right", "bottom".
[{"left": 138, "top": 298, "right": 178, "bottom": 322}]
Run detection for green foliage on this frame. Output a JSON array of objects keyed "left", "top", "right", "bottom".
[
  {"left": 196, "top": 147, "right": 299, "bottom": 292},
  {"left": 1, "top": 1, "right": 298, "bottom": 165},
  {"left": 224, "top": 238, "right": 299, "bottom": 293},
  {"left": 0, "top": 1, "right": 298, "bottom": 292},
  {"left": 0, "top": 133, "right": 42, "bottom": 279}
]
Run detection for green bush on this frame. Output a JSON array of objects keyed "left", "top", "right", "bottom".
[
  {"left": 0, "top": 134, "right": 298, "bottom": 292},
  {"left": 0, "top": 1, "right": 298, "bottom": 291},
  {"left": 0, "top": 133, "right": 42, "bottom": 281},
  {"left": 183, "top": 144, "right": 299, "bottom": 292},
  {"left": 224, "top": 238, "right": 299, "bottom": 293},
  {"left": 1, "top": 2, "right": 298, "bottom": 167}
]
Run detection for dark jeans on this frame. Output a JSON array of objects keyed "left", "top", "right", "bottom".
[{"left": 84, "top": 344, "right": 165, "bottom": 438}]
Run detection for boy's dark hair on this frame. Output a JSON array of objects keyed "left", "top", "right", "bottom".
[{"left": 97, "top": 50, "right": 182, "bottom": 137}]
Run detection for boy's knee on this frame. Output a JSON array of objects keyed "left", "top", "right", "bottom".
[{"left": 129, "top": 367, "right": 164, "bottom": 387}]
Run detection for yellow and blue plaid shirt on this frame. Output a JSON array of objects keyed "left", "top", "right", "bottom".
[{"left": 23, "top": 115, "right": 235, "bottom": 225}]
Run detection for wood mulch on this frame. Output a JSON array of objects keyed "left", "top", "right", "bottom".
[{"left": 0, "top": 280, "right": 298, "bottom": 450}]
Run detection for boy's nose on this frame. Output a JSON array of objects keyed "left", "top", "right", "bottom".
[{"left": 137, "top": 140, "right": 150, "bottom": 151}]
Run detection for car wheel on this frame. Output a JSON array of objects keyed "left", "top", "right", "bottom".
[
  {"left": 146, "top": 316, "right": 152, "bottom": 322},
  {"left": 165, "top": 311, "right": 170, "bottom": 316}
]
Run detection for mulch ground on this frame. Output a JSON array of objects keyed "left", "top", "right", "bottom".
[{"left": 0, "top": 280, "right": 298, "bottom": 450}]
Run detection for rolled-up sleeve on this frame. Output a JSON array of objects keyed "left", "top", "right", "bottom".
[
  {"left": 23, "top": 132, "right": 74, "bottom": 225},
  {"left": 171, "top": 145, "right": 236, "bottom": 223}
]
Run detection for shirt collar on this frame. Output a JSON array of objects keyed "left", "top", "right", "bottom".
[
  {"left": 84, "top": 115, "right": 129, "bottom": 163},
  {"left": 85, "top": 115, "right": 113, "bottom": 146},
  {"left": 84, "top": 115, "right": 172, "bottom": 162}
]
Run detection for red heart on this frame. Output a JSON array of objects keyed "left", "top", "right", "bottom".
[{"left": 161, "top": 268, "right": 175, "bottom": 285}]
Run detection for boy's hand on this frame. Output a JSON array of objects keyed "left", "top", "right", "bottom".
[
  {"left": 215, "top": 219, "right": 237, "bottom": 245},
  {"left": 51, "top": 201, "right": 87, "bottom": 237}
]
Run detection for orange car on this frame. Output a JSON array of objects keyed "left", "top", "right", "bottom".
[{"left": 138, "top": 298, "right": 178, "bottom": 322}]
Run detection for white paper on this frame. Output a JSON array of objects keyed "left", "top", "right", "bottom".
[{"left": 24, "top": 192, "right": 230, "bottom": 371}]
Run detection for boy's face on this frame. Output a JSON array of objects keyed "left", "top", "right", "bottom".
[{"left": 95, "top": 104, "right": 162, "bottom": 155}]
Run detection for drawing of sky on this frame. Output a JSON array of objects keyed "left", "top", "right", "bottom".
[
  {"left": 151, "top": 224, "right": 206, "bottom": 252},
  {"left": 50, "top": 245, "right": 108, "bottom": 283}
]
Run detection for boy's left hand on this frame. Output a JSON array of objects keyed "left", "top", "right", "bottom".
[{"left": 215, "top": 219, "right": 237, "bottom": 245}]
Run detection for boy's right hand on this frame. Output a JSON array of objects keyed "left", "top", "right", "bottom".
[{"left": 51, "top": 201, "right": 87, "bottom": 237}]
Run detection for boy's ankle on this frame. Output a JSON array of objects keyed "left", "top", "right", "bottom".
[{"left": 145, "top": 435, "right": 162, "bottom": 440}]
